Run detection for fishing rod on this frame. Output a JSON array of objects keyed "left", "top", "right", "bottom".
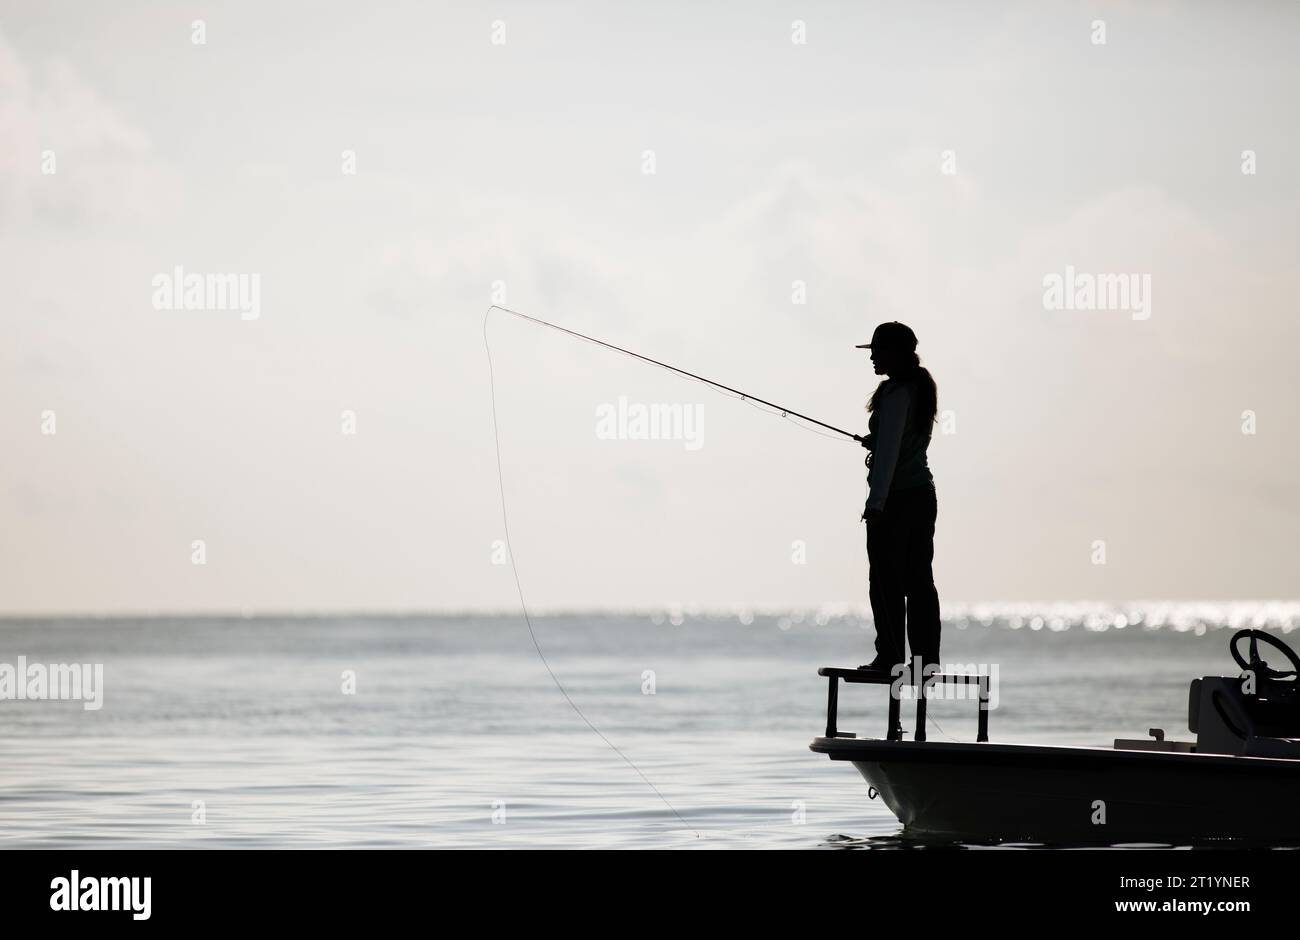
[
  {"left": 481, "top": 304, "right": 872, "bottom": 837},
  {"left": 487, "top": 304, "right": 865, "bottom": 444}
]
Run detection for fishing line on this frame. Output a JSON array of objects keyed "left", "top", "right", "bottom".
[
  {"left": 925, "top": 713, "right": 958, "bottom": 742},
  {"left": 483, "top": 305, "right": 699, "bottom": 838},
  {"left": 482, "top": 305, "right": 915, "bottom": 834}
]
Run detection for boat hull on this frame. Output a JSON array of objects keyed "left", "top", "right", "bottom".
[{"left": 811, "top": 737, "right": 1300, "bottom": 844}]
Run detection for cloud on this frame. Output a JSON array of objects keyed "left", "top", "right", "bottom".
[{"left": 0, "top": 31, "right": 180, "bottom": 230}]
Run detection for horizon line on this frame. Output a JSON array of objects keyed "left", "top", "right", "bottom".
[{"left": 3, "top": 599, "right": 1300, "bottom": 622}]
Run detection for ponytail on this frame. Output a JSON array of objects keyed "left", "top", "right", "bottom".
[{"left": 867, "top": 353, "right": 938, "bottom": 430}]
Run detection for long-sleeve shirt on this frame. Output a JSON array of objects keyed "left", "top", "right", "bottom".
[{"left": 865, "top": 377, "right": 934, "bottom": 510}]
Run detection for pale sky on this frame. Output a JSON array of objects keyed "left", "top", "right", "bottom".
[{"left": 2, "top": 1, "right": 1298, "bottom": 614}]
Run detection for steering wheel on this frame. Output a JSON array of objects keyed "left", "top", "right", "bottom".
[{"left": 1230, "top": 629, "right": 1300, "bottom": 682}]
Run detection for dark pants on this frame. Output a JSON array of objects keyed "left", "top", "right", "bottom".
[{"left": 868, "top": 482, "right": 940, "bottom": 670}]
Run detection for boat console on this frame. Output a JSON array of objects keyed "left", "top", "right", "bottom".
[{"left": 1183, "top": 628, "right": 1300, "bottom": 758}]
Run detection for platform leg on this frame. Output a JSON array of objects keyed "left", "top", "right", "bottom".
[
  {"left": 887, "top": 685, "right": 902, "bottom": 741},
  {"left": 825, "top": 675, "right": 839, "bottom": 738},
  {"left": 977, "top": 675, "right": 989, "bottom": 742},
  {"left": 915, "top": 678, "right": 928, "bottom": 742}
]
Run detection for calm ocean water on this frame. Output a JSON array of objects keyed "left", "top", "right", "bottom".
[{"left": 0, "top": 607, "right": 1296, "bottom": 849}]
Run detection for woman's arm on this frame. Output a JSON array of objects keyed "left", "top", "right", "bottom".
[{"left": 865, "top": 384, "right": 909, "bottom": 511}]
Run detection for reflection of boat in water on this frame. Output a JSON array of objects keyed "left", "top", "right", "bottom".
[{"left": 810, "top": 629, "right": 1300, "bottom": 844}]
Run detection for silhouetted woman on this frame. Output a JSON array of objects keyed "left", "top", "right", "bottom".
[{"left": 855, "top": 322, "right": 940, "bottom": 675}]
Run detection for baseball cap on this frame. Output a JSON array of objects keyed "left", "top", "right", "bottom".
[{"left": 855, "top": 321, "right": 918, "bottom": 350}]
